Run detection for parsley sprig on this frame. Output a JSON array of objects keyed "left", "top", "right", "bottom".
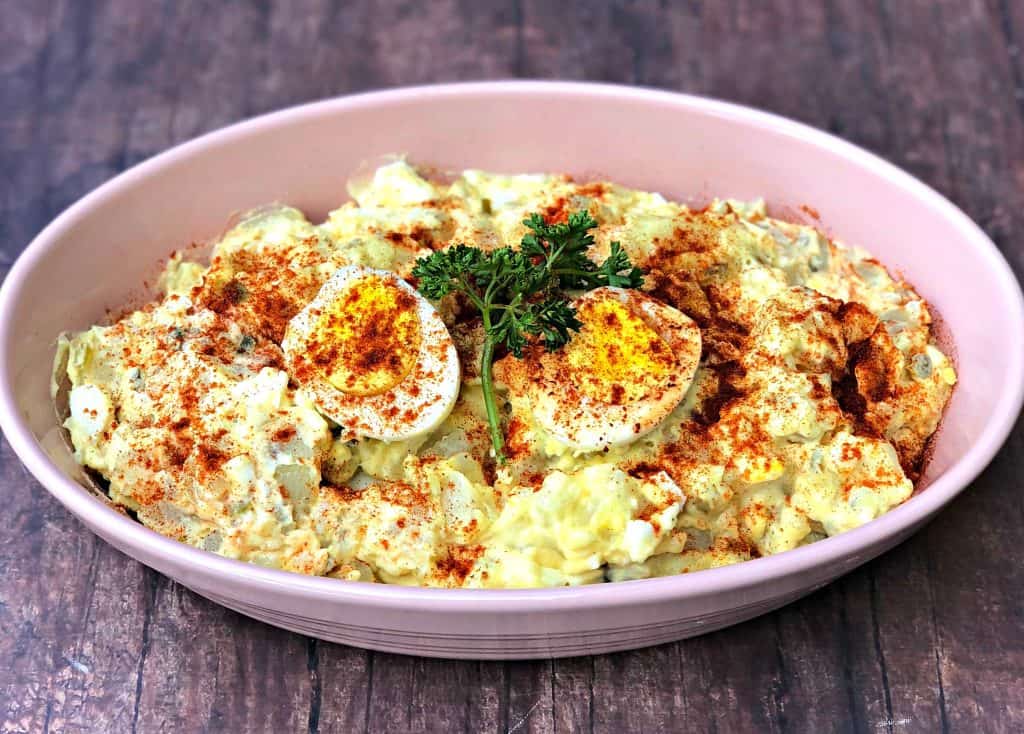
[{"left": 413, "top": 210, "right": 644, "bottom": 462}]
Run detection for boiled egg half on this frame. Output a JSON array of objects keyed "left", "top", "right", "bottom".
[
  {"left": 283, "top": 265, "right": 460, "bottom": 441},
  {"left": 497, "top": 287, "right": 701, "bottom": 452}
]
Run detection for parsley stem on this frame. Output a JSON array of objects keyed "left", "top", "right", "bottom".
[
  {"left": 458, "top": 274, "right": 487, "bottom": 312},
  {"left": 478, "top": 335, "right": 505, "bottom": 463},
  {"left": 551, "top": 267, "right": 600, "bottom": 282}
]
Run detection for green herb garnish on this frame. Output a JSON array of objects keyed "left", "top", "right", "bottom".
[
  {"left": 412, "top": 210, "right": 644, "bottom": 462},
  {"left": 238, "top": 334, "right": 256, "bottom": 353}
]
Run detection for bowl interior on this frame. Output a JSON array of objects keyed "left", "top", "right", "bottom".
[{"left": 5, "top": 84, "right": 1020, "bottom": 546}]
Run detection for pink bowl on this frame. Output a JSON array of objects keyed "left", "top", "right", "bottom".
[{"left": 2, "top": 82, "right": 1021, "bottom": 659}]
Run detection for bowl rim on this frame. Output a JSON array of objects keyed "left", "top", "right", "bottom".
[{"left": 2, "top": 80, "right": 1021, "bottom": 612}]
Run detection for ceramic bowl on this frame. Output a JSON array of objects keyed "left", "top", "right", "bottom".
[{"left": 2, "top": 82, "right": 1021, "bottom": 659}]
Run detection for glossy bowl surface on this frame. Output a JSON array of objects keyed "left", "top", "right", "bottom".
[{"left": 2, "top": 82, "right": 1021, "bottom": 659}]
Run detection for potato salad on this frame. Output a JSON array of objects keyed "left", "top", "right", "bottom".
[{"left": 55, "top": 161, "right": 956, "bottom": 587}]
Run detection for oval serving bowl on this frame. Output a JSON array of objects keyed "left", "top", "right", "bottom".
[{"left": 2, "top": 82, "right": 1022, "bottom": 660}]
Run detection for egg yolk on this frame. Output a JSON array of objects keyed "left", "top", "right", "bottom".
[
  {"left": 306, "top": 276, "right": 422, "bottom": 396},
  {"left": 565, "top": 296, "right": 676, "bottom": 403}
]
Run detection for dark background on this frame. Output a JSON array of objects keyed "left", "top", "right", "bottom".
[{"left": 2, "top": 2, "right": 1022, "bottom": 732}]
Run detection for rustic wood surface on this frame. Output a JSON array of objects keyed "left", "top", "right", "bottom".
[{"left": 2, "top": 1, "right": 1022, "bottom": 732}]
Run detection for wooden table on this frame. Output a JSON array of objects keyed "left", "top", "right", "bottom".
[{"left": 2, "top": 2, "right": 1022, "bottom": 732}]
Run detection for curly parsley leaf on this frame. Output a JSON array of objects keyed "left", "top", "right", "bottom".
[{"left": 413, "top": 208, "right": 645, "bottom": 461}]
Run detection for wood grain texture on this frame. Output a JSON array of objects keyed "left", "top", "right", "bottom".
[{"left": 1, "top": 1, "right": 1022, "bottom": 732}]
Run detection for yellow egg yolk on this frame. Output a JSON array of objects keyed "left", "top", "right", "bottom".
[
  {"left": 564, "top": 296, "right": 676, "bottom": 404},
  {"left": 306, "top": 276, "right": 422, "bottom": 396}
]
